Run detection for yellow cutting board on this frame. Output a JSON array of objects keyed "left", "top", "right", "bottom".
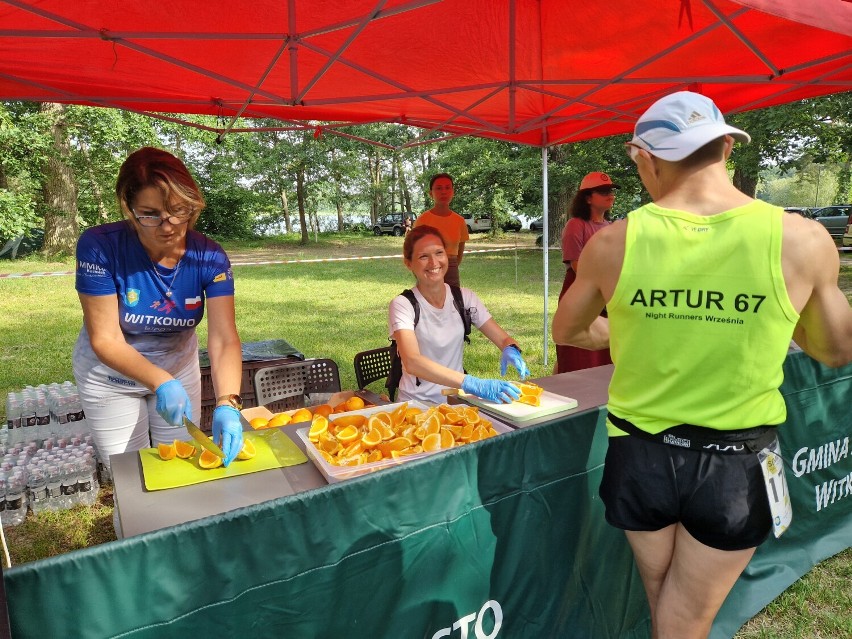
[
  {"left": 139, "top": 429, "right": 307, "bottom": 491},
  {"left": 456, "top": 389, "right": 579, "bottom": 423}
]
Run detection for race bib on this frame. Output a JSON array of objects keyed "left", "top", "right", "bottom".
[{"left": 758, "top": 438, "right": 792, "bottom": 538}]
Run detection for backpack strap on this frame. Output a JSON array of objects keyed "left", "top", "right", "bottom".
[
  {"left": 401, "top": 288, "right": 419, "bottom": 328},
  {"left": 448, "top": 284, "right": 472, "bottom": 344}
]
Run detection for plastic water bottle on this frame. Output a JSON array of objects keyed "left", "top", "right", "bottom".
[
  {"left": 4, "top": 393, "right": 20, "bottom": 446},
  {"left": 45, "top": 463, "right": 62, "bottom": 511},
  {"left": 66, "top": 391, "right": 87, "bottom": 438},
  {"left": 0, "top": 474, "right": 6, "bottom": 524},
  {"left": 27, "top": 466, "right": 48, "bottom": 515},
  {"left": 4, "top": 471, "right": 27, "bottom": 526},
  {"left": 60, "top": 461, "right": 78, "bottom": 509},
  {"left": 35, "top": 395, "right": 50, "bottom": 445},
  {"left": 82, "top": 454, "right": 99, "bottom": 506},
  {"left": 75, "top": 458, "right": 94, "bottom": 507},
  {"left": 19, "top": 397, "right": 37, "bottom": 446}
]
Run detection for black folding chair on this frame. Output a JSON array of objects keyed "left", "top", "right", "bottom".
[{"left": 353, "top": 346, "right": 392, "bottom": 397}]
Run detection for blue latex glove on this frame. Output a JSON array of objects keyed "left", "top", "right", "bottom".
[
  {"left": 154, "top": 379, "right": 192, "bottom": 427},
  {"left": 212, "top": 405, "right": 244, "bottom": 467},
  {"left": 461, "top": 375, "right": 521, "bottom": 404},
  {"left": 500, "top": 345, "right": 530, "bottom": 379}
]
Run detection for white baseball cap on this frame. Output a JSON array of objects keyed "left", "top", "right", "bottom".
[{"left": 630, "top": 91, "right": 750, "bottom": 161}]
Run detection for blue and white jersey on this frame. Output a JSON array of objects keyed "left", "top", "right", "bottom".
[
  {"left": 72, "top": 221, "right": 234, "bottom": 384},
  {"left": 76, "top": 221, "right": 234, "bottom": 335}
]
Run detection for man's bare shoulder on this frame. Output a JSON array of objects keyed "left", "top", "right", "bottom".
[
  {"left": 782, "top": 212, "right": 838, "bottom": 263},
  {"left": 580, "top": 220, "right": 627, "bottom": 279}
]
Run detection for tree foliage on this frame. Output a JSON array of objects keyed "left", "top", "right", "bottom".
[{"left": 0, "top": 94, "right": 849, "bottom": 255}]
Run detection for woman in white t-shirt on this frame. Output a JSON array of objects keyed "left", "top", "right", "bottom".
[{"left": 388, "top": 225, "right": 530, "bottom": 405}]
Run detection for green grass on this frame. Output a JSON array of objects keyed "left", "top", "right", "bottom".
[{"left": 0, "top": 235, "right": 850, "bottom": 638}]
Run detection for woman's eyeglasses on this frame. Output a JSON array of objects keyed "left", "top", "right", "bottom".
[
  {"left": 591, "top": 187, "right": 617, "bottom": 196},
  {"left": 132, "top": 208, "right": 194, "bottom": 227}
]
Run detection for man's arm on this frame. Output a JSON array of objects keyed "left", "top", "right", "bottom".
[
  {"left": 784, "top": 216, "right": 852, "bottom": 367},
  {"left": 551, "top": 225, "right": 623, "bottom": 350}
]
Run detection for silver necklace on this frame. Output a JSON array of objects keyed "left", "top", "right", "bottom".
[{"left": 150, "top": 255, "right": 183, "bottom": 298}]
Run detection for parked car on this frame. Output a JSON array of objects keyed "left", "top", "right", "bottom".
[
  {"left": 372, "top": 212, "right": 413, "bottom": 236},
  {"left": 462, "top": 213, "right": 492, "bottom": 233},
  {"left": 811, "top": 205, "right": 852, "bottom": 239},
  {"left": 843, "top": 211, "right": 852, "bottom": 247},
  {"left": 500, "top": 215, "right": 523, "bottom": 232},
  {"left": 529, "top": 218, "right": 544, "bottom": 232}
]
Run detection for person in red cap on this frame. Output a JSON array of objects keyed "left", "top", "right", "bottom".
[{"left": 555, "top": 171, "right": 618, "bottom": 373}]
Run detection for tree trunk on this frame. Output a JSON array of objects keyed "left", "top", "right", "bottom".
[
  {"left": 732, "top": 167, "right": 758, "bottom": 197},
  {"left": 835, "top": 158, "right": 851, "bottom": 204},
  {"left": 280, "top": 188, "right": 291, "bottom": 234},
  {"left": 546, "top": 145, "right": 571, "bottom": 246},
  {"left": 80, "top": 143, "right": 109, "bottom": 221},
  {"left": 369, "top": 151, "right": 382, "bottom": 224},
  {"left": 335, "top": 192, "right": 344, "bottom": 232},
  {"left": 40, "top": 103, "right": 79, "bottom": 256},
  {"left": 296, "top": 168, "right": 308, "bottom": 244},
  {"left": 395, "top": 154, "right": 412, "bottom": 214}
]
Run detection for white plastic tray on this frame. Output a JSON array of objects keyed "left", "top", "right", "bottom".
[{"left": 297, "top": 402, "right": 512, "bottom": 483}]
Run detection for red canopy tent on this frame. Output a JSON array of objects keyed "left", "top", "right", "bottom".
[
  {"left": 1, "top": 0, "right": 850, "bottom": 360},
  {"left": 1, "top": 0, "right": 850, "bottom": 147}
]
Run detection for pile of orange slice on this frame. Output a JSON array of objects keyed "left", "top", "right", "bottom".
[
  {"left": 515, "top": 382, "right": 544, "bottom": 407},
  {"left": 307, "top": 402, "right": 499, "bottom": 467}
]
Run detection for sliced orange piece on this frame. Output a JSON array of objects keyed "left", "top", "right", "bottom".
[
  {"left": 518, "top": 382, "right": 544, "bottom": 397},
  {"left": 377, "top": 436, "right": 413, "bottom": 457},
  {"left": 249, "top": 417, "right": 270, "bottom": 430},
  {"left": 422, "top": 432, "right": 442, "bottom": 452},
  {"left": 336, "top": 425, "right": 361, "bottom": 443},
  {"left": 440, "top": 428, "right": 455, "bottom": 449},
  {"left": 236, "top": 438, "right": 256, "bottom": 460},
  {"left": 332, "top": 414, "right": 368, "bottom": 429},
  {"left": 290, "top": 407, "right": 313, "bottom": 423},
  {"left": 341, "top": 440, "right": 364, "bottom": 457},
  {"left": 173, "top": 440, "right": 196, "bottom": 459},
  {"left": 157, "top": 442, "right": 176, "bottom": 460},
  {"left": 361, "top": 427, "right": 382, "bottom": 448},
  {"left": 312, "top": 404, "right": 333, "bottom": 418},
  {"left": 517, "top": 394, "right": 541, "bottom": 407},
  {"left": 371, "top": 411, "right": 393, "bottom": 428},
  {"left": 318, "top": 432, "right": 342, "bottom": 455},
  {"left": 404, "top": 407, "right": 423, "bottom": 421},
  {"left": 377, "top": 422, "right": 396, "bottom": 441},
  {"left": 267, "top": 412, "right": 292, "bottom": 428},
  {"left": 423, "top": 413, "right": 442, "bottom": 435},
  {"left": 390, "top": 401, "right": 409, "bottom": 426},
  {"left": 308, "top": 415, "right": 329, "bottom": 440},
  {"left": 198, "top": 448, "right": 223, "bottom": 469},
  {"left": 344, "top": 396, "right": 366, "bottom": 412},
  {"left": 366, "top": 449, "right": 383, "bottom": 463},
  {"left": 318, "top": 450, "right": 336, "bottom": 465}
]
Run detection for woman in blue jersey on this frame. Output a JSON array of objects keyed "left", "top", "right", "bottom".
[{"left": 73, "top": 147, "right": 244, "bottom": 476}]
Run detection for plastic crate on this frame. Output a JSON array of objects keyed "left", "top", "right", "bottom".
[{"left": 199, "top": 342, "right": 305, "bottom": 431}]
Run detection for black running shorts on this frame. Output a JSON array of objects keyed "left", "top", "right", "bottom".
[{"left": 599, "top": 434, "right": 772, "bottom": 551}]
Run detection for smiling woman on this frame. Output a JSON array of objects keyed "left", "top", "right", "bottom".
[{"left": 387, "top": 224, "right": 529, "bottom": 406}]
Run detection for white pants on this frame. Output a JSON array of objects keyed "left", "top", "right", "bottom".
[{"left": 75, "top": 356, "right": 201, "bottom": 470}]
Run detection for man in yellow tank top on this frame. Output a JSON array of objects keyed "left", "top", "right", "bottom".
[{"left": 552, "top": 92, "right": 852, "bottom": 639}]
